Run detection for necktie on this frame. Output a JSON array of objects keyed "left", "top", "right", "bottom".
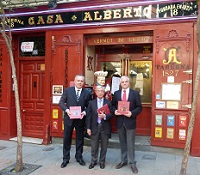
[
  {"left": 98, "top": 100, "right": 102, "bottom": 123},
  {"left": 76, "top": 90, "right": 80, "bottom": 102},
  {"left": 122, "top": 90, "right": 126, "bottom": 101}
]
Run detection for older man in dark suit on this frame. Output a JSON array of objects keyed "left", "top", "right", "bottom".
[
  {"left": 59, "top": 74, "right": 91, "bottom": 168},
  {"left": 112, "top": 75, "right": 142, "bottom": 174},
  {"left": 86, "top": 85, "right": 113, "bottom": 169}
]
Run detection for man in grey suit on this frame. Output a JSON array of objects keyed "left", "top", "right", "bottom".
[
  {"left": 86, "top": 85, "right": 113, "bottom": 169},
  {"left": 112, "top": 76, "right": 142, "bottom": 174},
  {"left": 59, "top": 74, "right": 91, "bottom": 168}
]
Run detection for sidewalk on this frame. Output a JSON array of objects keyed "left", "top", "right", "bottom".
[{"left": 0, "top": 140, "right": 200, "bottom": 175}]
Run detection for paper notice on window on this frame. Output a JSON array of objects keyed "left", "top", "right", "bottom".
[
  {"left": 135, "top": 73, "right": 144, "bottom": 95},
  {"left": 111, "top": 76, "right": 121, "bottom": 94},
  {"left": 162, "top": 83, "right": 181, "bottom": 101}
]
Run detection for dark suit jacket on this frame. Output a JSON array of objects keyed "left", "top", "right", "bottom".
[
  {"left": 59, "top": 86, "right": 91, "bottom": 127},
  {"left": 112, "top": 89, "right": 142, "bottom": 130},
  {"left": 86, "top": 98, "right": 114, "bottom": 136}
]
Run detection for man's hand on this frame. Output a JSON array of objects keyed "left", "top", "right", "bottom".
[
  {"left": 98, "top": 112, "right": 105, "bottom": 120},
  {"left": 114, "top": 110, "right": 121, "bottom": 116},
  {"left": 124, "top": 111, "right": 132, "bottom": 118},
  {"left": 87, "top": 129, "right": 91, "bottom": 136},
  {"left": 66, "top": 109, "right": 71, "bottom": 116},
  {"left": 80, "top": 112, "right": 85, "bottom": 119}
]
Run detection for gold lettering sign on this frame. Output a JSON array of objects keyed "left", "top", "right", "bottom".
[
  {"left": 87, "top": 36, "right": 152, "bottom": 45},
  {"left": 28, "top": 14, "right": 63, "bottom": 26},
  {"left": 163, "top": 48, "right": 181, "bottom": 65}
]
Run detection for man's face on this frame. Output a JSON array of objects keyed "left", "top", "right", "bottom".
[
  {"left": 120, "top": 77, "right": 130, "bottom": 89},
  {"left": 95, "top": 87, "right": 105, "bottom": 99},
  {"left": 74, "top": 76, "right": 84, "bottom": 89},
  {"left": 97, "top": 77, "right": 105, "bottom": 86}
]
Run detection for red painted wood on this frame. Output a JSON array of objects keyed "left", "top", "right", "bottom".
[
  {"left": 0, "top": 41, "right": 13, "bottom": 140},
  {"left": 20, "top": 61, "right": 45, "bottom": 138},
  {"left": 151, "top": 23, "right": 194, "bottom": 148}
]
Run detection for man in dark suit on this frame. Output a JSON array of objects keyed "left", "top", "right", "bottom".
[
  {"left": 59, "top": 74, "right": 91, "bottom": 168},
  {"left": 86, "top": 85, "right": 113, "bottom": 169},
  {"left": 112, "top": 76, "right": 142, "bottom": 174}
]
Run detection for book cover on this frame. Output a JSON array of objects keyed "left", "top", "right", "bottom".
[
  {"left": 52, "top": 109, "right": 58, "bottom": 119},
  {"left": 167, "top": 115, "right": 174, "bottom": 126},
  {"left": 166, "top": 128, "right": 174, "bottom": 139},
  {"left": 179, "top": 115, "right": 187, "bottom": 127},
  {"left": 117, "top": 101, "right": 130, "bottom": 114},
  {"left": 69, "top": 106, "right": 82, "bottom": 119},
  {"left": 155, "top": 127, "right": 162, "bottom": 138},
  {"left": 98, "top": 104, "right": 110, "bottom": 114},
  {"left": 155, "top": 115, "right": 162, "bottom": 125},
  {"left": 179, "top": 129, "right": 186, "bottom": 140}
]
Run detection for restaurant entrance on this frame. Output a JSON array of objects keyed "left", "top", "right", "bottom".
[{"left": 85, "top": 32, "right": 153, "bottom": 135}]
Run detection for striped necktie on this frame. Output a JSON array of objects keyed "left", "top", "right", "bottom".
[{"left": 76, "top": 90, "right": 80, "bottom": 102}]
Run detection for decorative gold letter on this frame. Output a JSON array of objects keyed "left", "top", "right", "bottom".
[
  {"left": 54, "top": 14, "right": 63, "bottom": 24},
  {"left": 103, "top": 10, "right": 112, "bottom": 20},
  {"left": 28, "top": 17, "right": 35, "bottom": 25},
  {"left": 113, "top": 9, "right": 121, "bottom": 19},
  {"left": 163, "top": 48, "right": 181, "bottom": 65},
  {"left": 94, "top": 11, "right": 102, "bottom": 20},
  {"left": 47, "top": 15, "right": 54, "bottom": 24},
  {"left": 83, "top": 12, "right": 93, "bottom": 21},
  {"left": 37, "top": 16, "right": 45, "bottom": 25}
]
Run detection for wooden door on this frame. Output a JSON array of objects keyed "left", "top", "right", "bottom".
[{"left": 20, "top": 61, "right": 45, "bottom": 138}]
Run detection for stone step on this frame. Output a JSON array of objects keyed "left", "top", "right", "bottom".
[{"left": 52, "top": 133, "right": 184, "bottom": 155}]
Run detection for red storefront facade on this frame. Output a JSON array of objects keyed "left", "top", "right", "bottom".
[{"left": 0, "top": 0, "right": 200, "bottom": 156}]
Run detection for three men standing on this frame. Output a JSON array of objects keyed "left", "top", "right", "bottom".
[{"left": 59, "top": 74, "right": 142, "bottom": 174}]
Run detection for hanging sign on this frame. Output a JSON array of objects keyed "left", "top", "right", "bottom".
[{"left": 21, "top": 42, "right": 34, "bottom": 52}]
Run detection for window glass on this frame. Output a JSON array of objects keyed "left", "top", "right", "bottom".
[
  {"left": 129, "top": 61, "right": 152, "bottom": 104},
  {"left": 20, "top": 36, "right": 45, "bottom": 57}
]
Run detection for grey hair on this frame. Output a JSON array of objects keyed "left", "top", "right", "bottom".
[
  {"left": 120, "top": 76, "right": 130, "bottom": 83},
  {"left": 74, "top": 74, "right": 85, "bottom": 81},
  {"left": 95, "top": 85, "right": 105, "bottom": 91}
]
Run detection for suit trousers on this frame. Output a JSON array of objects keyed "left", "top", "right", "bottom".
[
  {"left": 90, "top": 123, "right": 109, "bottom": 164},
  {"left": 117, "top": 124, "right": 136, "bottom": 165},
  {"left": 63, "top": 121, "right": 84, "bottom": 162}
]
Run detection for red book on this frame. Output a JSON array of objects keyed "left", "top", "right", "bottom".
[
  {"left": 69, "top": 106, "right": 82, "bottom": 119},
  {"left": 117, "top": 101, "right": 130, "bottom": 114},
  {"left": 97, "top": 104, "right": 110, "bottom": 114}
]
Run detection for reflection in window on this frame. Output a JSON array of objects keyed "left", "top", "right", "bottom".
[
  {"left": 100, "top": 62, "right": 121, "bottom": 78},
  {"left": 129, "top": 61, "right": 152, "bottom": 104}
]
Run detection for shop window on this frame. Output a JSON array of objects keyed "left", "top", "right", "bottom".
[
  {"left": 19, "top": 36, "right": 45, "bottom": 57},
  {"left": 129, "top": 61, "right": 152, "bottom": 104}
]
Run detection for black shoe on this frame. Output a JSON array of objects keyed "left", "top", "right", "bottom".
[
  {"left": 115, "top": 162, "right": 127, "bottom": 169},
  {"left": 88, "top": 162, "right": 97, "bottom": 169},
  {"left": 100, "top": 162, "right": 105, "bottom": 169},
  {"left": 77, "top": 158, "right": 86, "bottom": 166},
  {"left": 131, "top": 164, "right": 138, "bottom": 174},
  {"left": 61, "top": 161, "right": 69, "bottom": 168}
]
